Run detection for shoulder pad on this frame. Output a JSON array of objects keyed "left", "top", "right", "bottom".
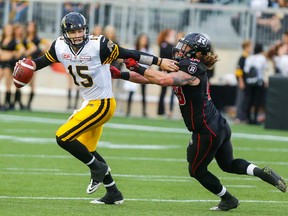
[
  {"left": 90, "top": 35, "right": 99, "bottom": 40},
  {"left": 178, "top": 59, "right": 198, "bottom": 75}
]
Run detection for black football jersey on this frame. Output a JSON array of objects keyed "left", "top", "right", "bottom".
[{"left": 173, "top": 58, "right": 225, "bottom": 136}]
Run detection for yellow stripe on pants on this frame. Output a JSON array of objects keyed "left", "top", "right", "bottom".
[{"left": 56, "top": 98, "right": 116, "bottom": 152}]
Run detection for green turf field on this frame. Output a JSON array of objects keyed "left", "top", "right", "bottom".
[{"left": 0, "top": 111, "right": 287, "bottom": 216}]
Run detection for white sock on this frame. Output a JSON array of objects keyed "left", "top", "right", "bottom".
[
  {"left": 247, "top": 164, "right": 258, "bottom": 176},
  {"left": 216, "top": 186, "right": 227, "bottom": 197}
]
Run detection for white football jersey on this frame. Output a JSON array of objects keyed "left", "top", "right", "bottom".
[{"left": 46, "top": 35, "right": 114, "bottom": 100}]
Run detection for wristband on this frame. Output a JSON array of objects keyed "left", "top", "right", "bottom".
[
  {"left": 138, "top": 65, "right": 146, "bottom": 76},
  {"left": 152, "top": 56, "right": 158, "bottom": 65},
  {"left": 159, "top": 58, "right": 163, "bottom": 66},
  {"left": 139, "top": 55, "right": 153, "bottom": 65},
  {"left": 121, "top": 72, "right": 130, "bottom": 80}
]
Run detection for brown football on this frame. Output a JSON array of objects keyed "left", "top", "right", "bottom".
[{"left": 13, "top": 59, "right": 35, "bottom": 88}]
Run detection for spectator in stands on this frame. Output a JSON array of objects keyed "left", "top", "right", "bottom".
[
  {"left": 10, "top": 1, "right": 29, "bottom": 23},
  {"left": 156, "top": 28, "right": 176, "bottom": 118},
  {"left": 273, "top": 42, "right": 288, "bottom": 77},
  {"left": 277, "top": 0, "right": 288, "bottom": 7},
  {"left": 234, "top": 40, "right": 252, "bottom": 124},
  {"left": 251, "top": 0, "right": 284, "bottom": 43},
  {"left": 0, "top": 23, "right": 25, "bottom": 110},
  {"left": 244, "top": 43, "right": 268, "bottom": 125},
  {"left": 92, "top": 25, "right": 103, "bottom": 36},
  {"left": 24, "top": 21, "right": 50, "bottom": 110},
  {"left": 281, "top": 31, "right": 288, "bottom": 45},
  {"left": 62, "top": 2, "right": 85, "bottom": 16},
  {"left": 124, "top": 33, "right": 153, "bottom": 117}
]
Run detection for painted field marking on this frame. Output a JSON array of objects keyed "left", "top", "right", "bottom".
[
  {"left": 0, "top": 195, "right": 287, "bottom": 204},
  {"left": 1, "top": 114, "right": 288, "bottom": 142}
]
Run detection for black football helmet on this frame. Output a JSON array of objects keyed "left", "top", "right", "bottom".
[
  {"left": 60, "top": 12, "right": 89, "bottom": 48},
  {"left": 173, "top": 33, "right": 211, "bottom": 61}
]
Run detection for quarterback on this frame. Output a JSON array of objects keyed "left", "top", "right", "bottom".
[{"left": 14, "top": 12, "right": 178, "bottom": 205}]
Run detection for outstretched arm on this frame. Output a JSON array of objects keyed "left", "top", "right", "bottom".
[
  {"left": 110, "top": 65, "right": 150, "bottom": 84},
  {"left": 99, "top": 36, "right": 179, "bottom": 72},
  {"left": 124, "top": 58, "right": 200, "bottom": 86},
  {"left": 118, "top": 46, "right": 179, "bottom": 72},
  {"left": 143, "top": 69, "right": 199, "bottom": 86}
]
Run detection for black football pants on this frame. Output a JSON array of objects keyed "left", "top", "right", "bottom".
[{"left": 186, "top": 123, "right": 250, "bottom": 195}]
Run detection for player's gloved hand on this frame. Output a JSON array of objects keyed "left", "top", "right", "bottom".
[
  {"left": 13, "top": 58, "right": 26, "bottom": 73},
  {"left": 110, "top": 65, "right": 130, "bottom": 80},
  {"left": 124, "top": 58, "right": 139, "bottom": 72},
  {"left": 110, "top": 65, "right": 122, "bottom": 79}
]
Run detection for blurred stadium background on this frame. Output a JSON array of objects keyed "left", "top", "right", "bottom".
[{"left": 1, "top": 0, "right": 288, "bottom": 121}]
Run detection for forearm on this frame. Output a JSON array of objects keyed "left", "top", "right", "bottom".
[
  {"left": 118, "top": 46, "right": 161, "bottom": 66},
  {"left": 143, "top": 69, "right": 174, "bottom": 86},
  {"left": 141, "top": 67, "right": 199, "bottom": 86},
  {"left": 33, "top": 54, "right": 53, "bottom": 71},
  {"left": 129, "top": 72, "right": 151, "bottom": 84}
]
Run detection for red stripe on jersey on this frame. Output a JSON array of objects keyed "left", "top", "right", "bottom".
[
  {"left": 202, "top": 100, "right": 216, "bottom": 137},
  {"left": 189, "top": 100, "right": 195, "bottom": 130},
  {"left": 192, "top": 134, "right": 213, "bottom": 176},
  {"left": 191, "top": 133, "right": 201, "bottom": 176}
]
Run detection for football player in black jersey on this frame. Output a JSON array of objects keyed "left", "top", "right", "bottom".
[
  {"left": 111, "top": 32, "right": 287, "bottom": 211},
  {"left": 14, "top": 12, "right": 178, "bottom": 205}
]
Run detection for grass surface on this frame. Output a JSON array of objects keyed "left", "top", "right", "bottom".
[{"left": 0, "top": 110, "right": 287, "bottom": 216}]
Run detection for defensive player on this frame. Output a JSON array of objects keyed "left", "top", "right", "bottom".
[
  {"left": 110, "top": 32, "right": 287, "bottom": 211},
  {"left": 14, "top": 12, "right": 178, "bottom": 205}
]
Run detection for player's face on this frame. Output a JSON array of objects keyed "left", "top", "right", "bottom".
[
  {"left": 67, "top": 28, "right": 85, "bottom": 45},
  {"left": 173, "top": 41, "right": 191, "bottom": 59}
]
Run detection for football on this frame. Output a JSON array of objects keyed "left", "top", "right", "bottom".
[{"left": 13, "top": 59, "right": 35, "bottom": 88}]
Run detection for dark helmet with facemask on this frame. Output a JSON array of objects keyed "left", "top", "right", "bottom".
[
  {"left": 60, "top": 12, "right": 89, "bottom": 48},
  {"left": 172, "top": 33, "right": 211, "bottom": 61}
]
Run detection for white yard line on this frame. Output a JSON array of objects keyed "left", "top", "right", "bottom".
[
  {"left": 1, "top": 153, "right": 288, "bottom": 166},
  {"left": 1, "top": 114, "right": 288, "bottom": 142},
  {"left": 0, "top": 195, "right": 287, "bottom": 204},
  {"left": 0, "top": 169, "right": 286, "bottom": 183},
  {"left": 1, "top": 135, "right": 288, "bottom": 152}
]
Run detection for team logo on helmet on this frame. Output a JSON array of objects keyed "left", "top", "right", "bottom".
[{"left": 195, "top": 35, "right": 207, "bottom": 47}]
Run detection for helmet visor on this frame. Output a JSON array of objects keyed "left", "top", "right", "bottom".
[{"left": 173, "top": 40, "right": 191, "bottom": 60}]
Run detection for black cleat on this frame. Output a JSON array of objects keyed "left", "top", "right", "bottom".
[
  {"left": 90, "top": 191, "right": 124, "bottom": 205},
  {"left": 260, "top": 167, "right": 287, "bottom": 192},
  {"left": 210, "top": 196, "right": 239, "bottom": 211},
  {"left": 86, "top": 164, "right": 111, "bottom": 194}
]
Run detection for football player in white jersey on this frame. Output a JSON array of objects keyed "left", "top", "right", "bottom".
[{"left": 14, "top": 12, "right": 179, "bottom": 205}]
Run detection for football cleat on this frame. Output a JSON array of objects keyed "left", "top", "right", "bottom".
[
  {"left": 210, "top": 196, "right": 239, "bottom": 211},
  {"left": 260, "top": 167, "right": 287, "bottom": 192},
  {"left": 86, "top": 164, "right": 111, "bottom": 194},
  {"left": 90, "top": 191, "right": 124, "bottom": 205}
]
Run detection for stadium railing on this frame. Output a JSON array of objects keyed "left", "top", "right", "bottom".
[{"left": 1, "top": 0, "right": 288, "bottom": 49}]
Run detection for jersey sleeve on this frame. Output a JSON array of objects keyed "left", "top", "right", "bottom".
[
  {"left": 44, "top": 40, "right": 59, "bottom": 63},
  {"left": 99, "top": 36, "right": 120, "bottom": 64},
  {"left": 99, "top": 35, "right": 158, "bottom": 65},
  {"left": 178, "top": 58, "right": 205, "bottom": 77},
  {"left": 33, "top": 40, "right": 58, "bottom": 71}
]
